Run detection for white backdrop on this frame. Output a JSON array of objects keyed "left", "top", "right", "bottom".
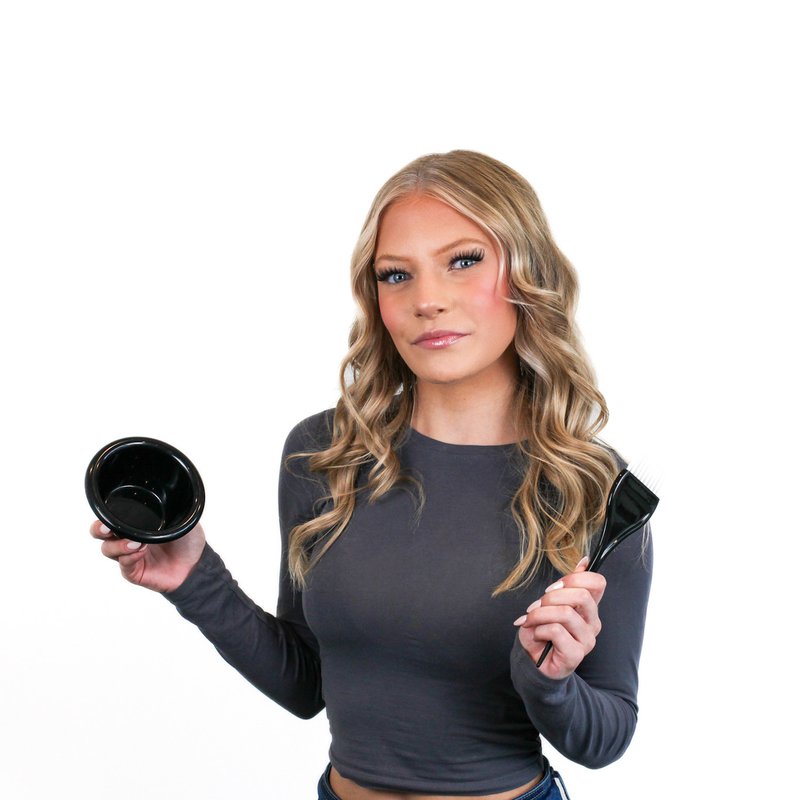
[{"left": 1, "top": 2, "right": 797, "bottom": 797}]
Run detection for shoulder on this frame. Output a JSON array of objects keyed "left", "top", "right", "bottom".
[
  {"left": 594, "top": 438, "right": 627, "bottom": 472},
  {"left": 279, "top": 409, "right": 336, "bottom": 501},
  {"left": 282, "top": 408, "right": 336, "bottom": 456}
]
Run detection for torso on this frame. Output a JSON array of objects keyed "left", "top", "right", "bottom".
[
  {"left": 302, "top": 423, "right": 552, "bottom": 796},
  {"left": 329, "top": 766, "right": 543, "bottom": 800}
]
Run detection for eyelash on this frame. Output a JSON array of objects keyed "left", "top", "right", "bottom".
[
  {"left": 374, "top": 268, "right": 406, "bottom": 283},
  {"left": 451, "top": 248, "right": 485, "bottom": 269},
  {"left": 375, "top": 248, "right": 485, "bottom": 283}
]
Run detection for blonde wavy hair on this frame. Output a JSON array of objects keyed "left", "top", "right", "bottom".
[{"left": 288, "top": 150, "right": 618, "bottom": 596}]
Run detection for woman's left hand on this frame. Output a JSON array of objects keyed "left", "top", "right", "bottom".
[{"left": 514, "top": 556, "right": 607, "bottom": 680}]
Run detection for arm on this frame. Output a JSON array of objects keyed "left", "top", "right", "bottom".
[
  {"left": 509, "top": 525, "right": 653, "bottom": 767},
  {"left": 162, "top": 542, "right": 323, "bottom": 719},
  {"left": 161, "top": 417, "right": 332, "bottom": 719}
]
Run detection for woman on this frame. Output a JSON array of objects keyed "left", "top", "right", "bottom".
[{"left": 90, "top": 151, "right": 652, "bottom": 800}]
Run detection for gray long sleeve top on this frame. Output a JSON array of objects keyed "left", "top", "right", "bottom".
[{"left": 164, "top": 409, "right": 652, "bottom": 794}]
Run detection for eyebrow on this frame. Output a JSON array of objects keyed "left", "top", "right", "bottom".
[{"left": 374, "top": 237, "right": 489, "bottom": 265}]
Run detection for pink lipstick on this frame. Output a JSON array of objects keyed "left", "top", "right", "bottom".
[{"left": 412, "top": 330, "right": 468, "bottom": 349}]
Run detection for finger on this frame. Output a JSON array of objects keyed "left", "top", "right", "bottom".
[
  {"left": 117, "top": 548, "right": 148, "bottom": 570},
  {"left": 513, "top": 566, "right": 604, "bottom": 632},
  {"left": 100, "top": 537, "right": 147, "bottom": 561},
  {"left": 574, "top": 555, "right": 590, "bottom": 572},
  {"left": 90, "top": 520, "right": 116, "bottom": 540},
  {"left": 553, "top": 571, "right": 607, "bottom": 605},
  {"left": 538, "top": 587, "right": 602, "bottom": 631},
  {"left": 525, "top": 603, "right": 593, "bottom": 641},
  {"left": 527, "top": 606, "right": 598, "bottom": 655},
  {"left": 516, "top": 593, "right": 594, "bottom": 624},
  {"left": 531, "top": 620, "right": 587, "bottom": 668}
]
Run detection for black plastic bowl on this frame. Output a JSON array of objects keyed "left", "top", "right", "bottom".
[{"left": 85, "top": 437, "right": 205, "bottom": 544}]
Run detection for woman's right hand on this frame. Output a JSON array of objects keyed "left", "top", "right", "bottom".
[{"left": 90, "top": 519, "right": 207, "bottom": 594}]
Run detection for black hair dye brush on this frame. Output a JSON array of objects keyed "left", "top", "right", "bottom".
[{"left": 536, "top": 466, "right": 659, "bottom": 668}]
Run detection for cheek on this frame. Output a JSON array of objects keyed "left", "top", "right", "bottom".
[
  {"left": 480, "top": 287, "right": 518, "bottom": 350},
  {"left": 471, "top": 275, "right": 516, "bottom": 327},
  {"left": 377, "top": 294, "right": 402, "bottom": 339},
  {"left": 491, "top": 300, "right": 519, "bottom": 345}
]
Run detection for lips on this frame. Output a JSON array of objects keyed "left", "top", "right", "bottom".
[{"left": 412, "top": 330, "right": 468, "bottom": 349}]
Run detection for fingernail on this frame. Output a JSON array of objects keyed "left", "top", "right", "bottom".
[
  {"left": 576, "top": 556, "right": 589, "bottom": 570},
  {"left": 99, "top": 524, "right": 111, "bottom": 535},
  {"left": 126, "top": 541, "right": 143, "bottom": 550},
  {"left": 526, "top": 599, "right": 541, "bottom": 612},
  {"left": 545, "top": 580, "right": 564, "bottom": 593},
  {"left": 513, "top": 614, "right": 528, "bottom": 626}
]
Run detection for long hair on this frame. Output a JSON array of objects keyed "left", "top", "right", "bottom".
[{"left": 287, "top": 150, "right": 618, "bottom": 596}]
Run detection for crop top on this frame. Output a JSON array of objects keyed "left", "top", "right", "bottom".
[{"left": 163, "top": 409, "right": 652, "bottom": 794}]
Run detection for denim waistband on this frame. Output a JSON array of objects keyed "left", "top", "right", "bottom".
[{"left": 316, "top": 762, "right": 569, "bottom": 800}]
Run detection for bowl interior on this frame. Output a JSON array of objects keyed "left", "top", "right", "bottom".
[{"left": 95, "top": 441, "right": 197, "bottom": 533}]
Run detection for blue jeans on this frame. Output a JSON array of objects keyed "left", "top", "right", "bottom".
[{"left": 316, "top": 761, "right": 571, "bottom": 800}]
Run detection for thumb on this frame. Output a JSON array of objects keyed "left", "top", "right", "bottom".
[{"left": 118, "top": 545, "right": 148, "bottom": 584}]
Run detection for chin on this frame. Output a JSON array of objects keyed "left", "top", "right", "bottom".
[{"left": 413, "top": 367, "right": 476, "bottom": 386}]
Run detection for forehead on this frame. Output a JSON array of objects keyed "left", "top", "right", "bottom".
[{"left": 376, "top": 194, "right": 489, "bottom": 249}]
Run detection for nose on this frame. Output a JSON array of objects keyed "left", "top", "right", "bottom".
[{"left": 412, "top": 271, "right": 449, "bottom": 319}]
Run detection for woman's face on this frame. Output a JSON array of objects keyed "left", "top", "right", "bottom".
[{"left": 374, "top": 194, "right": 518, "bottom": 391}]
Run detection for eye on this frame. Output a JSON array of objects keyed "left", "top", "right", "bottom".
[
  {"left": 375, "top": 268, "right": 410, "bottom": 285},
  {"left": 449, "top": 248, "right": 485, "bottom": 270}
]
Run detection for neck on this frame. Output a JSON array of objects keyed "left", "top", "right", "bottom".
[{"left": 411, "top": 372, "right": 519, "bottom": 446}]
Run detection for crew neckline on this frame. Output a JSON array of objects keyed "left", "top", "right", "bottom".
[{"left": 406, "top": 426, "right": 521, "bottom": 456}]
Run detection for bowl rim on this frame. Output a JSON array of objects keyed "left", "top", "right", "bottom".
[{"left": 85, "top": 436, "right": 205, "bottom": 543}]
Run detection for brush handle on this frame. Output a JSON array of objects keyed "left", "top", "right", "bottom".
[
  {"left": 533, "top": 537, "right": 606, "bottom": 668},
  {"left": 534, "top": 469, "right": 658, "bottom": 669},
  {"left": 533, "top": 540, "right": 609, "bottom": 668},
  {"left": 535, "top": 640, "right": 555, "bottom": 668},
  {"left": 535, "top": 514, "right": 614, "bottom": 668}
]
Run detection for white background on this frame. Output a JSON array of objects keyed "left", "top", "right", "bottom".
[{"left": 1, "top": 1, "right": 797, "bottom": 797}]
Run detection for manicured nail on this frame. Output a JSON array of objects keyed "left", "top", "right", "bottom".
[
  {"left": 545, "top": 580, "right": 563, "bottom": 593},
  {"left": 576, "top": 556, "right": 589, "bottom": 570},
  {"left": 513, "top": 614, "right": 528, "bottom": 626},
  {"left": 526, "top": 599, "right": 541, "bottom": 612},
  {"left": 99, "top": 524, "right": 111, "bottom": 535},
  {"left": 126, "top": 541, "right": 142, "bottom": 550}
]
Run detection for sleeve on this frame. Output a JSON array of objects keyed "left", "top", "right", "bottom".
[
  {"left": 509, "top": 523, "right": 653, "bottom": 768},
  {"left": 161, "top": 412, "right": 334, "bottom": 719}
]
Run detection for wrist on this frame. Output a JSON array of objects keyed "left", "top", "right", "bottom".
[{"left": 162, "top": 543, "right": 209, "bottom": 597}]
